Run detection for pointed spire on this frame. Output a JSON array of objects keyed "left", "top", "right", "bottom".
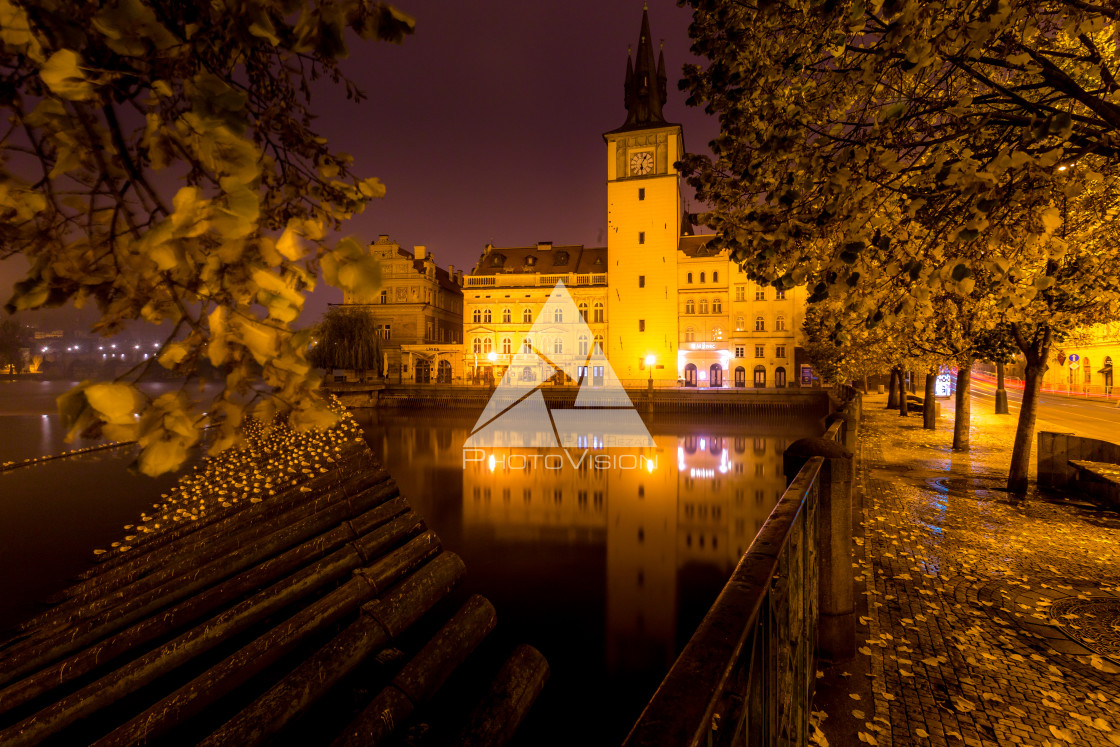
[
  {"left": 657, "top": 41, "right": 667, "bottom": 105},
  {"left": 680, "top": 206, "right": 694, "bottom": 237},
  {"left": 617, "top": 7, "right": 667, "bottom": 129}
]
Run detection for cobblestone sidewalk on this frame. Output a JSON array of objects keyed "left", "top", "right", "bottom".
[{"left": 816, "top": 394, "right": 1120, "bottom": 747}]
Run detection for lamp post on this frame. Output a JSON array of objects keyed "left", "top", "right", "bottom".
[
  {"left": 645, "top": 353, "right": 656, "bottom": 392},
  {"left": 487, "top": 351, "right": 497, "bottom": 388}
]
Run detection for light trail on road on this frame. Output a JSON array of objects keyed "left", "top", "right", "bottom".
[{"left": 971, "top": 377, "right": 1120, "bottom": 443}]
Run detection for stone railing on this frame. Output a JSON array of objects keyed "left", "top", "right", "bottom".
[{"left": 463, "top": 273, "right": 607, "bottom": 289}]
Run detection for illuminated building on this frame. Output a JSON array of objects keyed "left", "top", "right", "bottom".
[
  {"left": 463, "top": 10, "right": 805, "bottom": 387},
  {"left": 341, "top": 234, "right": 465, "bottom": 383}
]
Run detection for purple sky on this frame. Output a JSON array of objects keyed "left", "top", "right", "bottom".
[{"left": 1, "top": 0, "right": 718, "bottom": 330}]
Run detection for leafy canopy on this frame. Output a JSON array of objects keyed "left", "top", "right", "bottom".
[
  {"left": 680, "top": 0, "right": 1120, "bottom": 337},
  {"left": 0, "top": 0, "right": 413, "bottom": 474},
  {"left": 308, "top": 305, "right": 382, "bottom": 375}
]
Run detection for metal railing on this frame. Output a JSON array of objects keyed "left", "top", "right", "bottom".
[{"left": 624, "top": 456, "right": 823, "bottom": 747}]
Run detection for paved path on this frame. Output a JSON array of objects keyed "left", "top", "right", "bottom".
[{"left": 815, "top": 395, "right": 1120, "bottom": 747}]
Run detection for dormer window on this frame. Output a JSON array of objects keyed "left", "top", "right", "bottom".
[
  {"left": 554, "top": 251, "right": 570, "bottom": 266},
  {"left": 525, "top": 256, "right": 537, "bottom": 267},
  {"left": 490, "top": 253, "right": 506, "bottom": 268}
]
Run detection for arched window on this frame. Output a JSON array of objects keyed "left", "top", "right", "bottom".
[
  {"left": 578, "top": 335, "right": 589, "bottom": 356},
  {"left": 712, "top": 327, "right": 723, "bottom": 341},
  {"left": 700, "top": 272, "right": 706, "bottom": 283},
  {"left": 687, "top": 272, "right": 693, "bottom": 284},
  {"left": 502, "top": 307, "right": 511, "bottom": 323},
  {"left": 472, "top": 309, "right": 481, "bottom": 323},
  {"left": 553, "top": 307, "right": 563, "bottom": 323},
  {"left": 522, "top": 337, "right": 533, "bottom": 353},
  {"left": 594, "top": 334, "right": 604, "bottom": 350},
  {"left": 472, "top": 338, "right": 482, "bottom": 354},
  {"left": 593, "top": 302, "right": 605, "bottom": 323},
  {"left": 699, "top": 299, "right": 709, "bottom": 314},
  {"left": 553, "top": 337, "right": 563, "bottom": 355},
  {"left": 713, "top": 271, "right": 719, "bottom": 283},
  {"left": 712, "top": 298, "right": 722, "bottom": 313},
  {"left": 483, "top": 338, "right": 492, "bottom": 354},
  {"left": 775, "top": 315, "right": 786, "bottom": 331},
  {"left": 755, "top": 316, "right": 765, "bottom": 332},
  {"left": 578, "top": 302, "right": 589, "bottom": 321},
  {"left": 736, "top": 315, "right": 745, "bottom": 331},
  {"left": 483, "top": 308, "right": 492, "bottom": 323},
  {"left": 501, "top": 337, "right": 512, "bottom": 355},
  {"left": 523, "top": 308, "right": 533, "bottom": 324},
  {"left": 685, "top": 299, "right": 695, "bottom": 314},
  {"left": 684, "top": 326, "right": 695, "bottom": 342}
]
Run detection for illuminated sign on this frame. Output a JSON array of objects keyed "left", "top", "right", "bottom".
[
  {"left": 687, "top": 342, "right": 717, "bottom": 350},
  {"left": 935, "top": 369, "right": 952, "bottom": 398}
]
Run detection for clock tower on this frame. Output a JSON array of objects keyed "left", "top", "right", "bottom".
[{"left": 604, "top": 8, "right": 682, "bottom": 384}]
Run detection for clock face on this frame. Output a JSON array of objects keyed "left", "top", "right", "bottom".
[{"left": 630, "top": 151, "right": 654, "bottom": 176}]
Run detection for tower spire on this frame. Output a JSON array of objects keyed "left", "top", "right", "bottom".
[{"left": 618, "top": 7, "right": 667, "bottom": 129}]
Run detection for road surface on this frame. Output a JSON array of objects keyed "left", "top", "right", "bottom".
[{"left": 971, "top": 377, "right": 1120, "bottom": 443}]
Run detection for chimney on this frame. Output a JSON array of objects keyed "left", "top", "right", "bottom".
[
  {"left": 413, "top": 245, "right": 427, "bottom": 260},
  {"left": 537, "top": 241, "right": 553, "bottom": 251},
  {"left": 448, "top": 264, "right": 455, "bottom": 277}
]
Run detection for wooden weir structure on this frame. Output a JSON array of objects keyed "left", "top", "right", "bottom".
[{"left": 0, "top": 439, "right": 547, "bottom": 746}]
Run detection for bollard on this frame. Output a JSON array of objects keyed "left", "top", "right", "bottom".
[{"left": 784, "top": 437, "right": 855, "bottom": 663}]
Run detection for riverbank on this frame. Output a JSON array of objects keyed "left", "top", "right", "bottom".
[{"left": 814, "top": 394, "right": 1120, "bottom": 746}]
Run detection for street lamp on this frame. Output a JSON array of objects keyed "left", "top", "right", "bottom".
[
  {"left": 645, "top": 353, "right": 656, "bottom": 392},
  {"left": 487, "top": 351, "right": 498, "bottom": 388}
]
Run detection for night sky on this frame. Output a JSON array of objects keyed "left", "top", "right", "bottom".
[{"left": 0, "top": 0, "right": 718, "bottom": 330}]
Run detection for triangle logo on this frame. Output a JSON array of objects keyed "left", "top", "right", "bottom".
[{"left": 464, "top": 280, "right": 654, "bottom": 449}]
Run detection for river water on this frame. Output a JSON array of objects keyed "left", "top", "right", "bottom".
[
  {"left": 0, "top": 380, "right": 819, "bottom": 744},
  {"left": 354, "top": 408, "right": 819, "bottom": 745},
  {"left": 0, "top": 380, "right": 201, "bottom": 630}
]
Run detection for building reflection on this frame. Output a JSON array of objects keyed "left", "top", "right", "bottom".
[{"left": 460, "top": 429, "right": 790, "bottom": 677}]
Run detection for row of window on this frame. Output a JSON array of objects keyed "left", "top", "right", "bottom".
[
  {"left": 682, "top": 323, "right": 788, "bottom": 342},
  {"left": 470, "top": 303, "right": 606, "bottom": 325},
  {"left": 471, "top": 334, "right": 606, "bottom": 356}
]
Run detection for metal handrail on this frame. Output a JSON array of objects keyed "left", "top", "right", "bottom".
[{"left": 624, "top": 456, "right": 824, "bottom": 747}]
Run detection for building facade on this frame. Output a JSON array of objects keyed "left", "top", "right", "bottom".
[
  {"left": 341, "top": 234, "right": 465, "bottom": 383},
  {"left": 462, "top": 242, "right": 609, "bottom": 384},
  {"left": 461, "top": 10, "right": 804, "bottom": 388}
]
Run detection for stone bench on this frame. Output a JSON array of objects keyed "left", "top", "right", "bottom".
[{"left": 1068, "top": 460, "right": 1120, "bottom": 509}]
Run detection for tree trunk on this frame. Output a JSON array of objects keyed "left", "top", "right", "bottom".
[
  {"left": 952, "top": 362, "right": 972, "bottom": 451},
  {"left": 995, "top": 360, "right": 1009, "bottom": 414},
  {"left": 923, "top": 369, "right": 937, "bottom": 430},
  {"left": 1008, "top": 324, "right": 1052, "bottom": 495},
  {"left": 862, "top": 375, "right": 869, "bottom": 393},
  {"left": 887, "top": 367, "right": 900, "bottom": 408},
  {"left": 899, "top": 377, "right": 910, "bottom": 416}
]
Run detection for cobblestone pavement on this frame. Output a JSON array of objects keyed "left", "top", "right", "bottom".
[{"left": 817, "top": 394, "right": 1120, "bottom": 747}]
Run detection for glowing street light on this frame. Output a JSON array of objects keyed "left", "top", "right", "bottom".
[{"left": 645, "top": 353, "right": 656, "bottom": 391}]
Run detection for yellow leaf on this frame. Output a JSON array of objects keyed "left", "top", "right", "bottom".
[
  {"left": 276, "top": 225, "right": 306, "bottom": 261},
  {"left": 139, "top": 438, "right": 188, "bottom": 476},
  {"left": 158, "top": 342, "right": 190, "bottom": 369},
  {"left": 40, "top": 49, "right": 93, "bottom": 100},
  {"left": 85, "top": 382, "right": 143, "bottom": 424}
]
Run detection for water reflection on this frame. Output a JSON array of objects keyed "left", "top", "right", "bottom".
[{"left": 356, "top": 410, "right": 814, "bottom": 745}]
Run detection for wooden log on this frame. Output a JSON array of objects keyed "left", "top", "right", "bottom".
[
  {"left": 0, "top": 517, "right": 428, "bottom": 747},
  {"left": 50, "top": 466, "right": 390, "bottom": 608},
  {"left": 12, "top": 470, "right": 392, "bottom": 640},
  {"left": 91, "top": 535, "right": 444, "bottom": 747},
  {"left": 454, "top": 645, "right": 550, "bottom": 747},
  {"left": 331, "top": 594, "right": 496, "bottom": 747},
  {"left": 0, "top": 497, "right": 412, "bottom": 717},
  {"left": 196, "top": 552, "right": 467, "bottom": 747},
  {"left": 75, "top": 439, "right": 372, "bottom": 575},
  {"left": 0, "top": 482, "right": 399, "bottom": 681}
]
